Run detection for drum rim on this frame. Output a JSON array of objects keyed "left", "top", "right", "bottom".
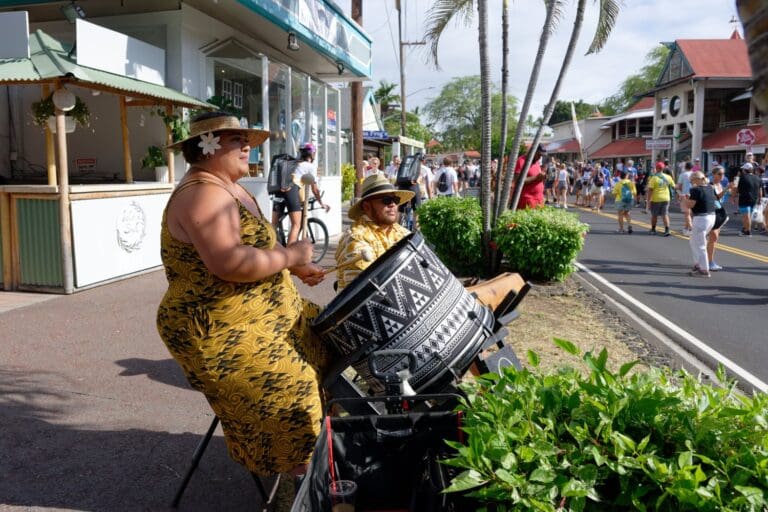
[{"left": 312, "top": 232, "right": 422, "bottom": 332}]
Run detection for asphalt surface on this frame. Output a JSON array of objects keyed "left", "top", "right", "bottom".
[
  {"left": 573, "top": 199, "right": 768, "bottom": 391},
  {"left": 0, "top": 247, "right": 340, "bottom": 512}
]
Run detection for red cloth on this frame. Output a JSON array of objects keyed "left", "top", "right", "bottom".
[{"left": 513, "top": 155, "right": 544, "bottom": 209}]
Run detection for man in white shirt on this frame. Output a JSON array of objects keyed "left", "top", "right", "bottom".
[
  {"left": 385, "top": 155, "right": 400, "bottom": 183},
  {"left": 434, "top": 157, "right": 460, "bottom": 197}
]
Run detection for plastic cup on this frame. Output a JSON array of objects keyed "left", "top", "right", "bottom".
[{"left": 329, "top": 479, "right": 357, "bottom": 512}]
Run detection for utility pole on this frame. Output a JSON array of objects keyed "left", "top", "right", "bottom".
[
  {"left": 396, "top": 0, "right": 424, "bottom": 141},
  {"left": 351, "top": 0, "right": 363, "bottom": 199}
]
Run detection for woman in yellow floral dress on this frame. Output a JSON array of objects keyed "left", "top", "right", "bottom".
[{"left": 156, "top": 112, "right": 329, "bottom": 485}]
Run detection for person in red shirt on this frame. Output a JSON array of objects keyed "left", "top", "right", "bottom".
[{"left": 511, "top": 146, "right": 546, "bottom": 209}]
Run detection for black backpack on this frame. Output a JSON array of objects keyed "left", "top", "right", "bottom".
[
  {"left": 395, "top": 153, "right": 424, "bottom": 187},
  {"left": 267, "top": 154, "right": 298, "bottom": 194},
  {"left": 437, "top": 170, "right": 449, "bottom": 192}
]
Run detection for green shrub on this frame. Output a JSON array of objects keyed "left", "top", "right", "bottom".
[
  {"left": 493, "top": 208, "right": 588, "bottom": 282},
  {"left": 417, "top": 196, "right": 482, "bottom": 275},
  {"left": 341, "top": 162, "right": 356, "bottom": 203},
  {"left": 444, "top": 341, "right": 768, "bottom": 511}
]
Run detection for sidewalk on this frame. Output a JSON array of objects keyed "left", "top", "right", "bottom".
[{"left": 0, "top": 238, "right": 341, "bottom": 511}]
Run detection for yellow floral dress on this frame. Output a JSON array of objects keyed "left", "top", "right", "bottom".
[{"left": 156, "top": 180, "right": 328, "bottom": 476}]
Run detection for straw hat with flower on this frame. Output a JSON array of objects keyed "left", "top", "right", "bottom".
[
  {"left": 167, "top": 112, "right": 269, "bottom": 153},
  {"left": 348, "top": 174, "right": 414, "bottom": 220}
]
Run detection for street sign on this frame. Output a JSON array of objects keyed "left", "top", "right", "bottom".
[
  {"left": 736, "top": 128, "right": 756, "bottom": 147},
  {"left": 363, "top": 130, "right": 389, "bottom": 139},
  {"left": 645, "top": 138, "right": 672, "bottom": 150}
]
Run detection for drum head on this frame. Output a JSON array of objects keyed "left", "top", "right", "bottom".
[{"left": 313, "top": 232, "right": 421, "bottom": 333}]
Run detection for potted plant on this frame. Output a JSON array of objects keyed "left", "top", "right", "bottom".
[
  {"left": 141, "top": 145, "right": 169, "bottom": 182},
  {"left": 31, "top": 93, "right": 90, "bottom": 133}
]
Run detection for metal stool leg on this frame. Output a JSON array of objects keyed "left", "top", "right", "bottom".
[
  {"left": 171, "top": 416, "right": 219, "bottom": 508},
  {"left": 252, "top": 473, "right": 283, "bottom": 511}
]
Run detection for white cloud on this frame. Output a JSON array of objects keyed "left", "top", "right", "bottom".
[{"left": 337, "top": 0, "right": 739, "bottom": 117}]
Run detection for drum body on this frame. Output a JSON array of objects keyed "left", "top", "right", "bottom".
[{"left": 313, "top": 233, "right": 495, "bottom": 394}]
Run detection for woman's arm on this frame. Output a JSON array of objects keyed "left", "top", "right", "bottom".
[{"left": 175, "top": 185, "right": 312, "bottom": 282}]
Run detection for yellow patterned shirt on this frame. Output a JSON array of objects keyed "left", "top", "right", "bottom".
[{"left": 334, "top": 216, "right": 410, "bottom": 290}]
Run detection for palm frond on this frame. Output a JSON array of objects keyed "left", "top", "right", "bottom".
[
  {"left": 545, "top": 0, "right": 567, "bottom": 35},
  {"left": 423, "top": 0, "right": 475, "bottom": 69},
  {"left": 586, "top": 0, "right": 621, "bottom": 54}
]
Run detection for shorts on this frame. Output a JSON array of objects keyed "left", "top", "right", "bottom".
[
  {"left": 738, "top": 205, "right": 755, "bottom": 215},
  {"left": 544, "top": 180, "right": 554, "bottom": 190},
  {"left": 650, "top": 201, "right": 669, "bottom": 217},
  {"left": 556, "top": 184, "right": 567, "bottom": 193},
  {"left": 616, "top": 200, "right": 633, "bottom": 213},
  {"left": 272, "top": 184, "right": 301, "bottom": 214},
  {"left": 574, "top": 181, "right": 583, "bottom": 192},
  {"left": 590, "top": 185, "right": 604, "bottom": 196}
]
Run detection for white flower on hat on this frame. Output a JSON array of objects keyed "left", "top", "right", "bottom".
[{"left": 198, "top": 132, "right": 221, "bottom": 155}]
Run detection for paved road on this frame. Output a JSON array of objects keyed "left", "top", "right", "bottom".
[{"left": 573, "top": 200, "right": 768, "bottom": 390}]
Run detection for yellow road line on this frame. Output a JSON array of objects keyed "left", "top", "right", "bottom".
[{"left": 572, "top": 205, "right": 768, "bottom": 264}]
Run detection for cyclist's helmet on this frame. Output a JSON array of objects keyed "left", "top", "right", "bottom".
[{"left": 299, "top": 142, "right": 316, "bottom": 154}]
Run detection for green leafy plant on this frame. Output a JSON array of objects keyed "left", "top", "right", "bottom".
[
  {"left": 443, "top": 341, "right": 768, "bottom": 511},
  {"left": 31, "top": 93, "right": 90, "bottom": 127},
  {"left": 341, "top": 162, "right": 356, "bottom": 203},
  {"left": 141, "top": 145, "right": 167, "bottom": 169},
  {"left": 417, "top": 196, "right": 482, "bottom": 275},
  {"left": 154, "top": 109, "right": 189, "bottom": 144},
  {"left": 493, "top": 208, "right": 589, "bottom": 282}
]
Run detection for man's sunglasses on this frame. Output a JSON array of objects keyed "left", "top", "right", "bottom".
[{"left": 377, "top": 196, "right": 400, "bottom": 206}]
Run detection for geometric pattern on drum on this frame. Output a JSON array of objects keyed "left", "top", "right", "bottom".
[{"left": 326, "top": 236, "right": 449, "bottom": 358}]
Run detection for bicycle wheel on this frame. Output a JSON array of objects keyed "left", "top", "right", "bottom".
[{"left": 306, "top": 218, "right": 329, "bottom": 263}]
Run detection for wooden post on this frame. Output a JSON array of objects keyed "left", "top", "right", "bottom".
[
  {"left": 351, "top": 0, "right": 363, "bottom": 199},
  {"left": 165, "top": 104, "right": 175, "bottom": 183},
  {"left": 119, "top": 96, "right": 133, "bottom": 183},
  {"left": 55, "top": 107, "right": 74, "bottom": 294},
  {"left": 42, "top": 84, "right": 56, "bottom": 186},
  {"left": 0, "top": 191, "right": 12, "bottom": 290}
]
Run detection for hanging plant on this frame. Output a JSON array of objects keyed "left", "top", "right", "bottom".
[{"left": 31, "top": 93, "right": 90, "bottom": 128}]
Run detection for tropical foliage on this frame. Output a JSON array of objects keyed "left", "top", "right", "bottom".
[
  {"left": 549, "top": 99, "right": 602, "bottom": 126},
  {"left": 444, "top": 342, "right": 768, "bottom": 511},
  {"left": 417, "top": 196, "right": 483, "bottom": 275}
]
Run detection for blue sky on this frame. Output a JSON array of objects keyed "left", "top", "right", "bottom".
[{"left": 337, "top": 1, "right": 740, "bottom": 117}]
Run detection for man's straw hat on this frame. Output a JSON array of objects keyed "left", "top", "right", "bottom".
[
  {"left": 167, "top": 113, "right": 269, "bottom": 151},
  {"left": 348, "top": 173, "right": 414, "bottom": 220}
]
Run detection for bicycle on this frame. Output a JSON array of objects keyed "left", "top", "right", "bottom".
[{"left": 271, "top": 194, "right": 330, "bottom": 263}]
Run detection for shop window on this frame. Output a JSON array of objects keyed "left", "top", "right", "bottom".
[
  {"left": 291, "top": 71, "right": 309, "bottom": 156},
  {"left": 268, "top": 62, "right": 290, "bottom": 158},
  {"left": 310, "top": 79, "right": 325, "bottom": 175},
  {"left": 327, "top": 88, "right": 340, "bottom": 176}
]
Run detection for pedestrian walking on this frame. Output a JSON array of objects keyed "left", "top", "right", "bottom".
[
  {"left": 613, "top": 170, "right": 636, "bottom": 234},
  {"left": 707, "top": 166, "right": 729, "bottom": 272},
  {"left": 646, "top": 161, "right": 676, "bottom": 236},
  {"left": 734, "top": 163, "right": 762, "bottom": 236},
  {"left": 684, "top": 171, "right": 716, "bottom": 277}
]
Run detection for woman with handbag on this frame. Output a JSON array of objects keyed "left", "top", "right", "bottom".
[
  {"left": 684, "top": 172, "right": 717, "bottom": 278},
  {"left": 707, "top": 166, "right": 729, "bottom": 272}
]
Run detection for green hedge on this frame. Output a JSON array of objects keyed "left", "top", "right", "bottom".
[
  {"left": 444, "top": 342, "right": 768, "bottom": 511},
  {"left": 417, "top": 197, "right": 483, "bottom": 275},
  {"left": 341, "top": 162, "right": 356, "bottom": 203},
  {"left": 493, "top": 208, "right": 588, "bottom": 282}
]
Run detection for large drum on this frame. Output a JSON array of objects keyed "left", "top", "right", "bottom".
[{"left": 313, "top": 233, "right": 496, "bottom": 394}]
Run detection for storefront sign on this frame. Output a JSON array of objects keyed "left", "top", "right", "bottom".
[
  {"left": 736, "top": 128, "right": 756, "bottom": 147},
  {"left": 76, "top": 158, "right": 97, "bottom": 175},
  {"left": 0, "top": 11, "right": 29, "bottom": 59},
  {"left": 363, "top": 130, "right": 389, "bottom": 139},
  {"left": 645, "top": 138, "right": 672, "bottom": 150}
]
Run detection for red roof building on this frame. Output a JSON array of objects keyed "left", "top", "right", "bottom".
[{"left": 649, "top": 34, "right": 758, "bottom": 171}]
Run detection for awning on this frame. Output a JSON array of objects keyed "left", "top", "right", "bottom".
[
  {"left": 703, "top": 125, "right": 766, "bottom": 151},
  {"left": 590, "top": 138, "right": 651, "bottom": 159},
  {"left": 600, "top": 109, "right": 654, "bottom": 128},
  {"left": 543, "top": 138, "right": 580, "bottom": 153},
  {"left": 0, "top": 30, "right": 213, "bottom": 109}
]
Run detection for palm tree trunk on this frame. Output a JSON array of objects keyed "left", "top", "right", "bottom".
[
  {"left": 493, "top": 0, "right": 510, "bottom": 224},
  {"left": 494, "top": 0, "right": 558, "bottom": 221},
  {"left": 478, "top": 0, "right": 493, "bottom": 270},
  {"left": 511, "top": 0, "right": 586, "bottom": 211}
]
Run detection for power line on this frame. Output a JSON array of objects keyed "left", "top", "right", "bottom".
[{"left": 385, "top": 0, "right": 400, "bottom": 70}]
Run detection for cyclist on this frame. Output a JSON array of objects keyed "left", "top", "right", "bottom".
[{"left": 272, "top": 142, "right": 330, "bottom": 244}]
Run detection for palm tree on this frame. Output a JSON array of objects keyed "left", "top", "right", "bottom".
[
  {"left": 510, "top": 0, "right": 620, "bottom": 211},
  {"left": 373, "top": 80, "right": 400, "bottom": 118},
  {"left": 477, "top": 0, "right": 493, "bottom": 266},
  {"left": 423, "top": 0, "right": 475, "bottom": 70},
  {"left": 496, "top": 0, "right": 510, "bottom": 214},
  {"left": 494, "top": 0, "right": 563, "bottom": 221},
  {"left": 737, "top": 0, "right": 768, "bottom": 132}
]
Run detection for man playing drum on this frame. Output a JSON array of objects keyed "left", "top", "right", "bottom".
[
  {"left": 335, "top": 174, "right": 413, "bottom": 290},
  {"left": 334, "top": 174, "right": 523, "bottom": 312}
]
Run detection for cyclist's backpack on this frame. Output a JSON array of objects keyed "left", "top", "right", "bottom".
[
  {"left": 268, "top": 154, "right": 298, "bottom": 194},
  {"left": 621, "top": 182, "right": 633, "bottom": 202},
  {"left": 437, "top": 170, "right": 449, "bottom": 192},
  {"left": 396, "top": 153, "right": 424, "bottom": 187}
]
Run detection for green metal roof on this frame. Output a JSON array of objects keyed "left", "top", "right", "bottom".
[{"left": 0, "top": 30, "right": 213, "bottom": 109}]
